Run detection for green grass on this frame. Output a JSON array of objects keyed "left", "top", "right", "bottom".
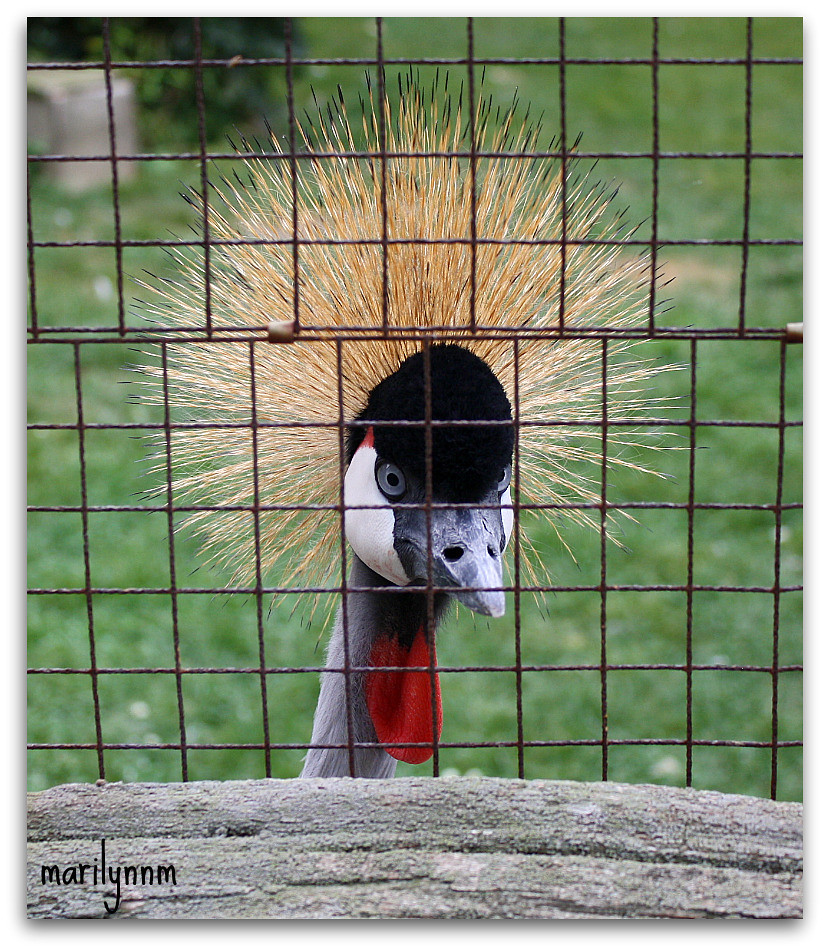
[{"left": 27, "top": 17, "right": 802, "bottom": 800}]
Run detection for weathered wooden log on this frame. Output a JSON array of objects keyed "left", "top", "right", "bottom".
[{"left": 27, "top": 777, "right": 802, "bottom": 919}]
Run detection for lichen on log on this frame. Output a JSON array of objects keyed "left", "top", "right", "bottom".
[{"left": 27, "top": 777, "right": 802, "bottom": 919}]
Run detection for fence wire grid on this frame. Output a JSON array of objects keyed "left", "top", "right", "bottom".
[{"left": 27, "top": 17, "right": 802, "bottom": 800}]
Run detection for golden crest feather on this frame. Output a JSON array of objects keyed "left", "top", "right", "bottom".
[{"left": 138, "top": 76, "right": 664, "bottom": 608}]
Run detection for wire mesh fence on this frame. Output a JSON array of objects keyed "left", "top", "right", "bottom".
[{"left": 27, "top": 17, "right": 802, "bottom": 800}]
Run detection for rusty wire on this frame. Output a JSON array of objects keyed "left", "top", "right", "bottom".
[{"left": 27, "top": 16, "right": 802, "bottom": 799}]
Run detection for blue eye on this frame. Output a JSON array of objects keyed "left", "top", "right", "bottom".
[
  {"left": 376, "top": 460, "right": 406, "bottom": 499},
  {"left": 497, "top": 464, "right": 512, "bottom": 493}
]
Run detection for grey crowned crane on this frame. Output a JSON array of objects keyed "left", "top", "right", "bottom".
[
  {"left": 300, "top": 344, "right": 515, "bottom": 777},
  {"left": 143, "top": 75, "right": 661, "bottom": 779}
]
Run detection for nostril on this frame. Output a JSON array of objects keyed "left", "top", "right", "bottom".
[
  {"left": 488, "top": 545, "right": 499, "bottom": 559},
  {"left": 443, "top": 545, "right": 464, "bottom": 562}
]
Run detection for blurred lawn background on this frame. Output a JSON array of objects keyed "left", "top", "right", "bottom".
[{"left": 27, "top": 17, "right": 802, "bottom": 799}]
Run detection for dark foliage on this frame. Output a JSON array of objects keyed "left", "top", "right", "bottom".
[{"left": 27, "top": 17, "right": 300, "bottom": 146}]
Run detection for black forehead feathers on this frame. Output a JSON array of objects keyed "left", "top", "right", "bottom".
[{"left": 348, "top": 344, "right": 514, "bottom": 502}]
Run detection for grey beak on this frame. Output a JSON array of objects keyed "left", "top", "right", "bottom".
[{"left": 394, "top": 499, "right": 507, "bottom": 618}]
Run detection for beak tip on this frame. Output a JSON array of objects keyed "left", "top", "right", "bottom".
[
  {"left": 486, "top": 597, "right": 506, "bottom": 619},
  {"left": 456, "top": 589, "right": 506, "bottom": 619}
]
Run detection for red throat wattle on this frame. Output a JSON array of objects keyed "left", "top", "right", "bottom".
[{"left": 365, "top": 627, "right": 442, "bottom": 764}]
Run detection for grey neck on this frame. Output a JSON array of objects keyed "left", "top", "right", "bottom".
[{"left": 300, "top": 555, "right": 447, "bottom": 778}]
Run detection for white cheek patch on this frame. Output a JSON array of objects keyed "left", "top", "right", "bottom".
[
  {"left": 343, "top": 444, "right": 410, "bottom": 586},
  {"left": 500, "top": 487, "right": 514, "bottom": 551}
]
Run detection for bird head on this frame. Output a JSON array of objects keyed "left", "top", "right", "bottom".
[{"left": 343, "top": 344, "right": 514, "bottom": 617}]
